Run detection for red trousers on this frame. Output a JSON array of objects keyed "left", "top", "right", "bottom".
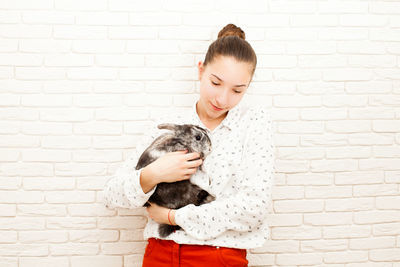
[{"left": 142, "top": 238, "right": 248, "bottom": 267}]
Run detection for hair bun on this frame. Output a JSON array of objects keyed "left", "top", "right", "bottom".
[{"left": 217, "top": 23, "right": 246, "bottom": 40}]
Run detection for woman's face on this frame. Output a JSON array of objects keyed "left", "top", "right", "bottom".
[{"left": 197, "top": 56, "right": 253, "bottom": 121}]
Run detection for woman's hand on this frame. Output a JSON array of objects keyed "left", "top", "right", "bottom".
[
  {"left": 147, "top": 150, "right": 203, "bottom": 184},
  {"left": 146, "top": 202, "right": 176, "bottom": 225}
]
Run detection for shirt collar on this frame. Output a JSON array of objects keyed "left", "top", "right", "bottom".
[{"left": 190, "top": 100, "right": 241, "bottom": 132}]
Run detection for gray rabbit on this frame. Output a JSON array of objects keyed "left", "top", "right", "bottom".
[{"left": 136, "top": 123, "right": 215, "bottom": 237}]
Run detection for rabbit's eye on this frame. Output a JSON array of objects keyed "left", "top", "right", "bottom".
[{"left": 195, "top": 134, "right": 201, "bottom": 141}]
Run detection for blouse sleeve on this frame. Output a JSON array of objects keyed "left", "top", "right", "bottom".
[
  {"left": 102, "top": 120, "right": 161, "bottom": 209},
  {"left": 174, "top": 108, "right": 275, "bottom": 241}
]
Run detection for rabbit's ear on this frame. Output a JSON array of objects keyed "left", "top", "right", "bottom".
[{"left": 157, "top": 123, "right": 179, "bottom": 131}]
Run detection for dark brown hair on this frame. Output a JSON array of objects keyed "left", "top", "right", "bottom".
[{"left": 203, "top": 24, "right": 257, "bottom": 76}]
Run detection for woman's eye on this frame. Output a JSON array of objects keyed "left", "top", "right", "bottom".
[
  {"left": 211, "top": 82, "right": 219, "bottom": 86},
  {"left": 234, "top": 90, "right": 242, "bottom": 94}
]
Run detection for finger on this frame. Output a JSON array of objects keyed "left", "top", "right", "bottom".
[
  {"left": 172, "top": 150, "right": 188, "bottom": 154},
  {"left": 185, "top": 158, "right": 203, "bottom": 168},
  {"left": 185, "top": 152, "right": 201, "bottom": 161}
]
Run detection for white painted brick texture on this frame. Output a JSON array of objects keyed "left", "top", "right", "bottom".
[{"left": 0, "top": 0, "right": 399, "bottom": 266}]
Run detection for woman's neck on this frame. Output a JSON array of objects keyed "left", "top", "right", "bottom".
[{"left": 196, "top": 101, "right": 227, "bottom": 129}]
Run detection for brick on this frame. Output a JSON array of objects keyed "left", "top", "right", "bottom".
[
  {"left": 1, "top": 163, "right": 53, "bottom": 177},
  {"left": 270, "top": 1, "right": 316, "bottom": 13},
  {"left": 324, "top": 251, "right": 368, "bottom": 264},
  {"left": 41, "top": 136, "right": 91, "bottom": 149},
  {"left": 46, "top": 218, "right": 96, "bottom": 229},
  {"left": 349, "top": 237, "right": 396, "bottom": 250},
  {"left": 74, "top": 122, "right": 122, "bottom": 135},
  {"left": 326, "top": 146, "right": 371, "bottom": 159},
  {"left": 0, "top": 218, "right": 45, "bottom": 230},
  {"left": 335, "top": 171, "right": 383, "bottom": 185},
  {"left": 16, "top": 67, "right": 66, "bottom": 80},
  {"left": 325, "top": 198, "right": 374, "bottom": 212},
  {"left": 21, "top": 122, "right": 72, "bottom": 135},
  {"left": 359, "top": 159, "right": 400, "bottom": 171},
  {"left": 101, "top": 241, "right": 146, "bottom": 255},
  {"left": 340, "top": 14, "right": 388, "bottom": 26},
  {"left": 73, "top": 95, "right": 122, "bottom": 107},
  {"left": 20, "top": 257, "right": 69, "bottom": 267},
  {"left": 129, "top": 13, "right": 181, "bottom": 26},
  {"left": 326, "top": 120, "right": 370, "bottom": 133},
  {"left": 301, "top": 239, "right": 347, "bottom": 252},
  {"left": 369, "top": 248, "right": 400, "bottom": 261},
  {"left": 69, "top": 230, "right": 119, "bottom": 242},
  {"left": 323, "top": 225, "right": 371, "bottom": 239},
  {"left": 324, "top": 68, "right": 372, "bottom": 81},
  {"left": 348, "top": 133, "right": 393, "bottom": 146},
  {"left": 354, "top": 210, "right": 400, "bottom": 224},
  {"left": 287, "top": 173, "right": 333, "bottom": 185},
  {"left": 305, "top": 185, "right": 352, "bottom": 199},
  {"left": 304, "top": 212, "right": 353, "bottom": 225},
  {"left": 0, "top": 10, "right": 20, "bottom": 23},
  {"left": 323, "top": 28, "right": 369, "bottom": 41},
  {"left": 69, "top": 203, "right": 113, "bottom": 216},
  {"left": 373, "top": 222, "right": 400, "bottom": 236},
  {"left": 310, "top": 159, "right": 358, "bottom": 172},
  {"left": 371, "top": 2, "right": 400, "bottom": 14},
  {"left": 19, "top": 231, "right": 68, "bottom": 243},
  {"left": 98, "top": 217, "right": 147, "bottom": 230},
  {"left": 119, "top": 68, "right": 170, "bottom": 81},
  {"left": 73, "top": 40, "right": 125, "bottom": 53},
  {"left": 272, "top": 225, "right": 321, "bottom": 240},
  {"left": 349, "top": 107, "right": 394, "bottom": 119},
  {"left": 0, "top": 204, "right": 16, "bottom": 216},
  {"left": 54, "top": 163, "right": 107, "bottom": 176},
  {"left": 22, "top": 149, "right": 70, "bottom": 162},
  {"left": 55, "top": 0, "right": 107, "bottom": 11},
  {"left": 376, "top": 196, "right": 400, "bottom": 210},
  {"left": 95, "top": 107, "right": 148, "bottom": 120},
  {"left": 0, "top": 25, "right": 51, "bottom": 38},
  {"left": 319, "top": 1, "right": 368, "bottom": 13},
  {"left": 354, "top": 184, "right": 398, "bottom": 197},
  {"left": 50, "top": 243, "right": 99, "bottom": 256},
  {"left": 272, "top": 185, "right": 304, "bottom": 200},
  {"left": 258, "top": 55, "right": 297, "bottom": 68},
  {"left": 22, "top": 11, "right": 74, "bottom": 24},
  {"left": 109, "top": 0, "right": 162, "bottom": 11},
  {"left": 23, "top": 178, "right": 74, "bottom": 190},
  {"left": 0, "top": 122, "right": 19, "bottom": 134},
  {"left": 278, "top": 121, "right": 323, "bottom": 133},
  {"left": 71, "top": 256, "right": 122, "bottom": 267},
  {"left": 299, "top": 55, "right": 347, "bottom": 67},
  {"left": 276, "top": 253, "right": 323, "bottom": 265},
  {"left": 274, "top": 199, "right": 324, "bottom": 213},
  {"left": 0, "top": 244, "right": 48, "bottom": 256},
  {"left": 0, "top": 54, "right": 43, "bottom": 66},
  {"left": 126, "top": 40, "right": 179, "bottom": 54}
]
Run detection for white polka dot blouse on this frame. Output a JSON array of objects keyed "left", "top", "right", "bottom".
[{"left": 103, "top": 100, "right": 275, "bottom": 249}]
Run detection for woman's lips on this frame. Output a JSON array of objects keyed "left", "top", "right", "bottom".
[{"left": 211, "top": 103, "right": 223, "bottom": 111}]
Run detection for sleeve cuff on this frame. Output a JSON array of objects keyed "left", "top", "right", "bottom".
[
  {"left": 174, "top": 204, "right": 194, "bottom": 228},
  {"left": 124, "top": 168, "right": 157, "bottom": 207}
]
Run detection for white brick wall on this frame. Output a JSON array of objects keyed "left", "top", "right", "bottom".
[{"left": 0, "top": 0, "right": 399, "bottom": 266}]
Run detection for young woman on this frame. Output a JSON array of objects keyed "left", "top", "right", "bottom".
[{"left": 103, "top": 23, "right": 275, "bottom": 267}]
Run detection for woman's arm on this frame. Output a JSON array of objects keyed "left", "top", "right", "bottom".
[
  {"left": 103, "top": 122, "right": 161, "bottom": 209},
  {"left": 174, "top": 108, "right": 275, "bottom": 240}
]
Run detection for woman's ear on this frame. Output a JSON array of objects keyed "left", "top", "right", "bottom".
[{"left": 197, "top": 61, "right": 204, "bottom": 80}]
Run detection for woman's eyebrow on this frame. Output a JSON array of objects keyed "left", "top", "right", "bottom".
[{"left": 211, "top": 74, "right": 247, "bottom": 87}]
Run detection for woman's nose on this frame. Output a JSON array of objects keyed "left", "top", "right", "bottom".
[{"left": 215, "top": 88, "right": 229, "bottom": 107}]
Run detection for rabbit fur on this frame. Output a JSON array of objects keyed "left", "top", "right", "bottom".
[{"left": 136, "top": 123, "right": 215, "bottom": 237}]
